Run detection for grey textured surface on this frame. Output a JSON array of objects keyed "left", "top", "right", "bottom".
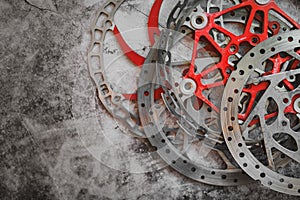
[{"left": 0, "top": 0, "right": 299, "bottom": 199}]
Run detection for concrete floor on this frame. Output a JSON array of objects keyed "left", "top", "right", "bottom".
[{"left": 1, "top": 0, "right": 300, "bottom": 199}]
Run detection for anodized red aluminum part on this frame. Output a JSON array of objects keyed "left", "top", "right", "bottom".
[
  {"left": 185, "top": 0, "right": 300, "bottom": 113},
  {"left": 110, "top": 0, "right": 164, "bottom": 101}
]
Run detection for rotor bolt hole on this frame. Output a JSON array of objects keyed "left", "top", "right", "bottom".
[
  {"left": 282, "top": 121, "right": 287, "bottom": 126},
  {"left": 180, "top": 79, "right": 196, "bottom": 95},
  {"left": 144, "top": 91, "right": 149, "bottom": 96},
  {"left": 252, "top": 37, "right": 259, "bottom": 44},
  {"left": 196, "top": 16, "right": 204, "bottom": 25},
  {"left": 283, "top": 98, "right": 289, "bottom": 104},
  {"left": 184, "top": 82, "right": 193, "bottom": 91}
]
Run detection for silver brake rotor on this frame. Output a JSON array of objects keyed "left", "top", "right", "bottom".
[
  {"left": 158, "top": 0, "right": 299, "bottom": 144},
  {"left": 138, "top": 39, "right": 252, "bottom": 186},
  {"left": 221, "top": 30, "right": 300, "bottom": 195},
  {"left": 88, "top": 0, "right": 183, "bottom": 137},
  {"left": 137, "top": 0, "right": 253, "bottom": 186}
]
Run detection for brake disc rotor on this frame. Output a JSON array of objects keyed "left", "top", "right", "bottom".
[
  {"left": 221, "top": 30, "right": 300, "bottom": 195},
  {"left": 138, "top": 38, "right": 252, "bottom": 186},
  {"left": 157, "top": 0, "right": 300, "bottom": 141},
  {"left": 88, "top": 0, "right": 179, "bottom": 137}
]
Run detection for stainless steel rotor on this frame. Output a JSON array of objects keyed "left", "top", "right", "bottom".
[{"left": 221, "top": 30, "right": 300, "bottom": 195}]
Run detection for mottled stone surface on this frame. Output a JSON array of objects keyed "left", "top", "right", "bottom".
[{"left": 0, "top": 0, "right": 300, "bottom": 199}]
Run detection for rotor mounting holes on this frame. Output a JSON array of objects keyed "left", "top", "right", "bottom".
[
  {"left": 141, "top": 103, "right": 145, "bottom": 107},
  {"left": 186, "top": 17, "right": 190, "bottom": 21},
  {"left": 298, "top": 189, "right": 300, "bottom": 193},
  {"left": 248, "top": 65, "right": 253, "bottom": 69},
  {"left": 250, "top": 53, "right": 255, "bottom": 57},
  {"left": 260, "top": 49, "right": 266, "bottom": 54},
  {"left": 172, "top": 160, "right": 176, "bottom": 164},
  {"left": 149, "top": 111, "right": 153, "bottom": 115},
  {"left": 211, "top": 171, "right": 216, "bottom": 175},
  {"left": 207, "top": 107, "right": 212, "bottom": 112},
  {"left": 282, "top": 121, "right": 287, "bottom": 126},
  {"left": 221, "top": 175, "right": 227, "bottom": 179},
  {"left": 201, "top": 175, "right": 205, "bottom": 179},
  {"left": 280, "top": 178, "right": 284, "bottom": 182},
  {"left": 234, "top": 179, "right": 238, "bottom": 183},
  {"left": 283, "top": 98, "right": 289, "bottom": 104},
  {"left": 241, "top": 16, "right": 246, "bottom": 20},
  {"left": 228, "top": 97, "right": 233, "bottom": 102},
  {"left": 151, "top": 135, "right": 155, "bottom": 139},
  {"left": 232, "top": 77, "right": 236, "bottom": 82},
  {"left": 243, "top": 163, "right": 247, "bottom": 167},
  {"left": 228, "top": 126, "right": 233, "bottom": 131},
  {"left": 268, "top": 181, "right": 272, "bottom": 186},
  {"left": 272, "top": 24, "right": 278, "bottom": 29},
  {"left": 224, "top": 107, "right": 228, "bottom": 111},
  {"left": 288, "top": 184, "right": 293, "bottom": 189},
  {"left": 239, "top": 70, "right": 245, "bottom": 75},
  {"left": 231, "top": 116, "right": 235, "bottom": 121},
  {"left": 239, "top": 152, "right": 245, "bottom": 158},
  {"left": 161, "top": 139, "right": 166, "bottom": 143},
  {"left": 183, "top": 160, "right": 187, "bottom": 164},
  {"left": 228, "top": 137, "right": 232, "bottom": 141},
  {"left": 144, "top": 91, "right": 149, "bottom": 96},
  {"left": 191, "top": 167, "right": 196, "bottom": 172},
  {"left": 271, "top": 47, "right": 275, "bottom": 52},
  {"left": 288, "top": 37, "right": 293, "bottom": 42},
  {"left": 184, "top": 82, "right": 193, "bottom": 90},
  {"left": 277, "top": 36, "right": 282, "bottom": 41},
  {"left": 196, "top": 16, "right": 204, "bottom": 25},
  {"left": 260, "top": 173, "right": 266, "bottom": 178},
  {"left": 255, "top": 165, "right": 260, "bottom": 169},
  {"left": 175, "top": 82, "right": 179, "bottom": 87},
  {"left": 252, "top": 37, "right": 259, "bottom": 44},
  {"left": 165, "top": 149, "right": 170, "bottom": 154},
  {"left": 238, "top": 143, "right": 243, "bottom": 147},
  {"left": 230, "top": 11, "right": 235, "bottom": 16}
]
